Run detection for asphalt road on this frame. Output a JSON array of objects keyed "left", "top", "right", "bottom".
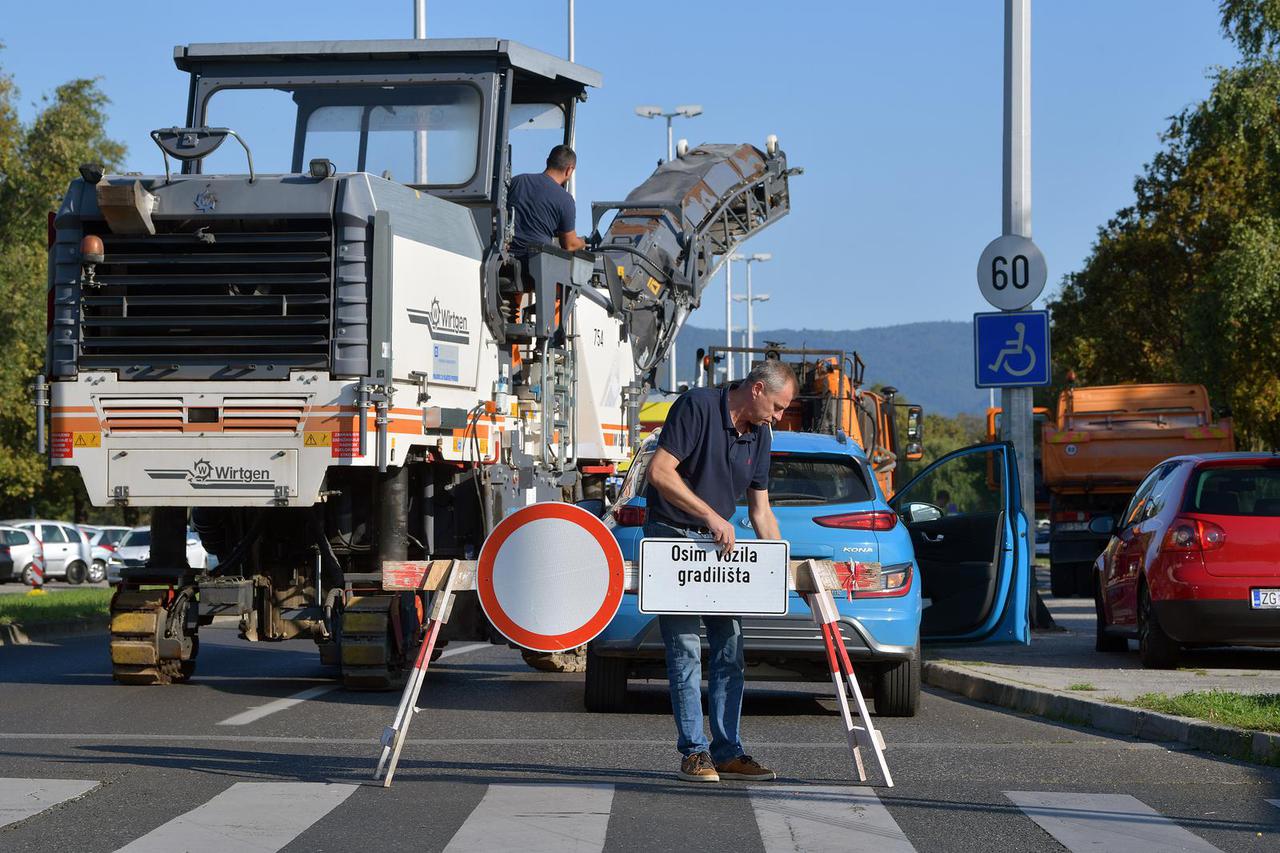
[{"left": 1, "top": 627, "right": 1278, "bottom": 852}]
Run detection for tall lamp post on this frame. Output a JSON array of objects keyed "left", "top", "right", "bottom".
[
  {"left": 724, "top": 261, "right": 734, "bottom": 382},
  {"left": 636, "top": 105, "right": 703, "bottom": 390},
  {"left": 731, "top": 252, "right": 772, "bottom": 376}
]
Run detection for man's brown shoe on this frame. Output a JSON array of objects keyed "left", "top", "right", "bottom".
[
  {"left": 678, "top": 751, "right": 720, "bottom": 783},
  {"left": 715, "top": 755, "right": 776, "bottom": 781}
]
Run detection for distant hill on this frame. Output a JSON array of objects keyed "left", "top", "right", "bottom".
[{"left": 660, "top": 320, "right": 990, "bottom": 417}]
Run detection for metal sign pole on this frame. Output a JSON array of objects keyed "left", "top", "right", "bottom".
[{"left": 1001, "top": 0, "right": 1036, "bottom": 533}]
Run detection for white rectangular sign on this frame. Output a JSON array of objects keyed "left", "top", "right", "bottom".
[
  {"left": 110, "top": 449, "right": 298, "bottom": 498},
  {"left": 638, "top": 538, "right": 789, "bottom": 616}
]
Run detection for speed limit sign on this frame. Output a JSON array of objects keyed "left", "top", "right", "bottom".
[{"left": 977, "top": 235, "right": 1047, "bottom": 310}]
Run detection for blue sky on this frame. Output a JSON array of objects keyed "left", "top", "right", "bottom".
[{"left": 1, "top": 1, "right": 1239, "bottom": 331}]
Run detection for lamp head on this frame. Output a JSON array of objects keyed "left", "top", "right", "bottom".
[
  {"left": 634, "top": 105, "right": 663, "bottom": 118},
  {"left": 730, "top": 253, "right": 746, "bottom": 262},
  {"left": 675, "top": 104, "right": 703, "bottom": 118},
  {"left": 751, "top": 252, "right": 773, "bottom": 262}
]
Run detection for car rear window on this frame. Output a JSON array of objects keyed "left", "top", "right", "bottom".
[
  {"left": 747, "top": 454, "right": 874, "bottom": 506},
  {"left": 1184, "top": 465, "right": 1280, "bottom": 516},
  {"left": 1, "top": 529, "right": 30, "bottom": 545},
  {"left": 122, "top": 529, "right": 152, "bottom": 547},
  {"left": 101, "top": 528, "right": 127, "bottom": 546}
]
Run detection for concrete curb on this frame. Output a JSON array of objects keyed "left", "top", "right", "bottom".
[
  {"left": 0, "top": 615, "right": 110, "bottom": 645},
  {"left": 923, "top": 660, "right": 1280, "bottom": 767}
]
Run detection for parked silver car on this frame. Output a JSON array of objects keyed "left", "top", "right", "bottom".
[
  {"left": 0, "top": 520, "right": 92, "bottom": 583},
  {"left": 106, "top": 527, "right": 213, "bottom": 586},
  {"left": 79, "top": 524, "right": 132, "bottom": 584},
  {"left": 0, "top": 525, "right": 45, "bottom": 585}
]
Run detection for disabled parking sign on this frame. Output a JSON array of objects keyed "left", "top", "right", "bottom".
[{"left": 974, "top": 310, "right": 1051, "bottom": 388}]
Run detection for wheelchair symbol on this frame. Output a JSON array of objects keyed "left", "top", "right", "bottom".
[{"left": 988, "top": 322, "right": 1037, "bottom": 377}]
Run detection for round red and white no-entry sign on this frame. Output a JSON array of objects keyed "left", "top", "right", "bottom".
[{"left": 477, "top": 502, "right": 625, "bottom": 653}]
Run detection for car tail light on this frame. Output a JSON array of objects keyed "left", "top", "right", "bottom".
[
  {"left": 102, "top": 543, "right": 117, "bottom": 552},
  {"left": 834, "top": 560, "right": 913, "bottom": 597},
  {"left": 1052, "top": 511, "right": 1086, "bottom": 522},
  {"left": 1163, "top": 516, "right": 1227, "bottom": 553},
  {"left": 0, "top": 545, "right": 9, "bottom": 555},
  {"left": 47, "top": 212, "right": 56, "bottom": 249},
  {"left": 612, "top": 504, "right": 647, "bottom": 527},
  {"left": 814, "top": 510, "right": 897, "bottom": 531}
]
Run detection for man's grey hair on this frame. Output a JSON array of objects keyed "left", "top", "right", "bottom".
[{"left": 744, "top": 358, "right": 798, "bottom": 394}]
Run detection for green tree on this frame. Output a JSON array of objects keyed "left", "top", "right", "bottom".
[
  {"left": 0, "top": 55, "right": 124, "bottom": 518},
  {"left": 1048, "top": 3, "right": 1280, "bottom": 449}
]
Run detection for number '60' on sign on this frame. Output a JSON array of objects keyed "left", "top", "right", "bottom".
[{"left": 976, "top": 234, "right": 1047, "bottom": 310}]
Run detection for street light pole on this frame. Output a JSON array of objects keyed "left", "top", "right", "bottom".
[
  {"left": 567, "top": 0, "right": 576, "bottom": 200},
  {"left": 413, "top": 0, "right": 427, "bottom": 184},
  {"left": 635, "top": 104, "right": 703, "bottom": 390},
  {"left": 725, "top": 261, "right": 734, "bottom": 382},
  {"left": 730, "top": 252, "right": 772, "bottom": 376}
]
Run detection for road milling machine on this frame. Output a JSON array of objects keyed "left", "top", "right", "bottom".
[{"left": 37, "top": 39, "right": 799, "bottom": 688}]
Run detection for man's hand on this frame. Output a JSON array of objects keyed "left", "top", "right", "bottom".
[{"left": 707, "top": 514, "right": 736, "bottom": 553}]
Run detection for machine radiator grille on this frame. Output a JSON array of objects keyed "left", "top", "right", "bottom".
[
  {"left": 80, "top": 221, "right": 334, "bottom": 372},
  {"left": 100, "top": 396, "right": 307, "bottom": 433}
]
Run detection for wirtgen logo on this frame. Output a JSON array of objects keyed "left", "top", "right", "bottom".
[
  {"left": 408, "top": 298, "right": 470, "bottom": 344},
  {"left": 146, "top": 458, "right": 274, "bottom": 490}
]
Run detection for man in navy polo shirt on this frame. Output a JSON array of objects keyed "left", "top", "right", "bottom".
[
  {"left": 507, "top": 144, "right": 586, "bottom": 258},
  {"left": 644, "top": 358, "right": 797, "bottom": 783}
]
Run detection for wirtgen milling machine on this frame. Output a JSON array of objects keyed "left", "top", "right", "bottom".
[{"left": 38, "top": 39, "right": 798, "bottom": 688}]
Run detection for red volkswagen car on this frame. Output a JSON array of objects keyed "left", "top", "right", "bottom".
[{"left": 1094, "top": 452, "right": 1280, "bottom": 668}]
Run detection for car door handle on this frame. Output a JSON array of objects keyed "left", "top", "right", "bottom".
[{"left": 920, "top": 532, "right": 945, "bottom": 543}]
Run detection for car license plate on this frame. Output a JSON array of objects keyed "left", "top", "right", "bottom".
[{"left": 1250, "top": 589, "right": 1280, "bottom": 609}]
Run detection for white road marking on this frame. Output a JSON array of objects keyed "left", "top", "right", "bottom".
[
  {"left": 114, "top": 782, "right": 356, "bottom": 853},
  {"left": 0, "top": 778, "right": 98, "bottom": 828},
  {"left": 0, "top": 732, "right": 1171, "bottom": 750},
  {"left": 1006, "top": 791, "right": 1224, "bottom": 853},
  {"left": 443, "top": 784, "right": 614, "bottom": 853},
  {"left": 216, "top": 685, "right": 340, "bottom": 726},
  {"left": 437, "top": 641, "right": 491, "bottom": 660},
  {"left": 1268, "top": 798, "right": 1280, "bottom": 809},
  {"left": 750, "top": 785, "right": 915, "bottom": 853},
  {"left": 214, "top": 642, "right": 488, "bottom": 725}
]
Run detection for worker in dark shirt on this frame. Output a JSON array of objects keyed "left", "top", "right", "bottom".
[
  {"left": 507, "top": 144, "right": 586, "bottom": 258},
  {"left": 644, "top": 358, "right": 798, "bottom": 783}
]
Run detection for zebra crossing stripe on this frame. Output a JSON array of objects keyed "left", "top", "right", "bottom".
[
  {"left": 442, "top": 783, "right": 614, "bottom": 853},
  {"left": 1005, "top": 791, "right": 1224, "bottom": 853},
  {"left": 749, "top": 785, "right": 915, "bottom": 852},
  {"left": 0, "top": 778, "right": 98, "bottom": 829},
  {"left": 114, "top": 782, "right": 357, "bottom": 853}
]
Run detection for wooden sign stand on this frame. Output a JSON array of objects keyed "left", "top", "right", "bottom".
[
  {"left": 804, "top": 580, "right": 893, "bottom": 787},
  {"left": 371, "top": 557, "right": 894, "bottom": 788}
]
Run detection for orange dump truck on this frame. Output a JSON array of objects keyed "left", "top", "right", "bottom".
[
  {"left": 1042, "top": 383, "right": 1234, "bottom": 597},
  {"left": 702, "top": 346, "right": 923, "bottom": 497}
]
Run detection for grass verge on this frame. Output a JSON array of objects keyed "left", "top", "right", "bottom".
[
  {"left": 1116, "top": 690, "right": 1280, "bottom": 734},
  {"left": 0, "top": 588, "right": 112, "bottom": 626}
]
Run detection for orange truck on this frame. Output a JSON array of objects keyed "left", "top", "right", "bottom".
[
  {"left": 700, "top": 346, "right": 923, "bottom": 497},
  {"left": 1040, "top": 383, "right": 1234, "bottom": 597}
]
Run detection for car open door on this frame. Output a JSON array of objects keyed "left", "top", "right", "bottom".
[{"left": 890, "top": 441, "right": 1030, "bottom": 644}]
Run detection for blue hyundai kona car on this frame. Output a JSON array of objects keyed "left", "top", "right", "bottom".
[{"left": 585, "top": 430, "right": 1031, "bottom": 717}]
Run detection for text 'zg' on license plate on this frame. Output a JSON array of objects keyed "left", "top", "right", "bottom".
[{"left": 1250, "top": 588, "right": 1280, "bottom": 609}]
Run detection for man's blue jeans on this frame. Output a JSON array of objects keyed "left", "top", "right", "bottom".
[{"left": 646, "top": 521, "right": 746, "bottom": 764}]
